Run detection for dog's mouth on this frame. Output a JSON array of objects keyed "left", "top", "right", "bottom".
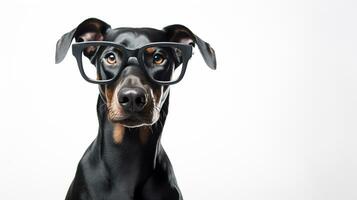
[
  {"left": 108, "top": 109, "right": 160, "bottom": 128},
  {"left": 114, "top": 118, "right": 151, "bottom": 128}
]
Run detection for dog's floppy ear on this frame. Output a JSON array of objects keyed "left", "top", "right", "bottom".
[
  {"left": 164, "top": 24, "right": 216, "bottom": 69},
  {"left": 55, "top": 18, "right": 111, "bottom": 64}
]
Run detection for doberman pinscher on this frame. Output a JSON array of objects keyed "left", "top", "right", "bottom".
[{"left": 55, "top": 18, "right": 216, "bottom": 200}]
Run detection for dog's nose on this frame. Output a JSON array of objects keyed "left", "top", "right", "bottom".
[{"left": 118, "top": 87, "right": 147, "bottom": 112}]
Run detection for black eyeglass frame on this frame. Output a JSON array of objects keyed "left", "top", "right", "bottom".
[{"left": 71, "top": 41, "right": 193, "bottom": 85}]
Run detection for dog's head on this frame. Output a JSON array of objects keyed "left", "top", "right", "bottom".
[{"left": 55, "top": 18, "right": 216, "bottom": 128}]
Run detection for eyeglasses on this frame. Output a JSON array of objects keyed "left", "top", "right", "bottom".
[{"left": 71, "top": 41, "right": 193, "bottom": 85}]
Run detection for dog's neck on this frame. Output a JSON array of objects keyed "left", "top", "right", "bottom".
[{"left": 92, "top": 94, "right": 169, "bottom": 178}]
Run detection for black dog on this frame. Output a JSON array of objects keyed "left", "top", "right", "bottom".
[{"left": 55, "top": 18, "right": 216, "bottom": 200}]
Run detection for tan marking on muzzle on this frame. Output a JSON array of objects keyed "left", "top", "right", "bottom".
[
  {"left": 113, "top": 123, "right": 125, "bottom": 144},
  {"left": 105, "top": 81, "right": 125, "bottom": 121},
  {"left": 105, "top": 84, "right": 115, "bottom": 104}
]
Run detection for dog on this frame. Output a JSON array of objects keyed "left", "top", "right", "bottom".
[{"left": 55, "top": 18, "right": 216, "bottom": 200}]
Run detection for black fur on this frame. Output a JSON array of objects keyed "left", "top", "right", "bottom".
[{"left": 55, "top": 18, "right": 216, "bottom": 200}]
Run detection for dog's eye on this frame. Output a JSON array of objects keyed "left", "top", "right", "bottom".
[
  {"left": 104, "top": 53, "right": 117, "bottom": 65},
  {"left": 152, "top": 53, "right": 166, "bottom": 65}
]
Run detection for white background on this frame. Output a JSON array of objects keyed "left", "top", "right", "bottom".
[{"left": 0, "top": 0, "right": 356, "bottom": 199}]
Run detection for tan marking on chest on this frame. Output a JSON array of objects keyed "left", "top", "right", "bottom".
[
  {"left": 113, "top": 123, "right": 125, "bottom": 144},
  {"left": 139, "top": 126, "right": 151, "bottom": 144}
]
